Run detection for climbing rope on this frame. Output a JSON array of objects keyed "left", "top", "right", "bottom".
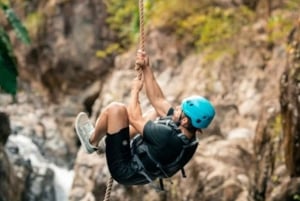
[
  {"left": 135, "top": 0, "right": 145, "bottom": 79},
  {"left": 103, "top": 176, "right": 113, "bottom": 201},
  {"left": 139, "top": 0, "right": 145, "bottom": 52},
  {"left": 103, "top": 1, "right": 145, "bottom": 201}
]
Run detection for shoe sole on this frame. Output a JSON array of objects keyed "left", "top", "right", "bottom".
[{"left": 75, "top": 112, "right": 95, "bottom": 153}]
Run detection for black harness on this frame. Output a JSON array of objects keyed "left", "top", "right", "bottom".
[{"left": 131, "top": 117, "right": 199, "bottom": 190}]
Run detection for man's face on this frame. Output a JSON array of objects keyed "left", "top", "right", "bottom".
[{"left": 173, "top": 105, "right": 183, "bottom": 122}]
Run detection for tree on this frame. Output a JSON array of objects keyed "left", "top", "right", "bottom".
[{"left": 0, "top": 1, "right": 30, "bottom": 101}]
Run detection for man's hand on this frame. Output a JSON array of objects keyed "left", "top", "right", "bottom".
[
  {"left": 131, "top": 74, "right": 144, "bottom": 93},
  {"left": 135, "top": 49, "right": 149, "bottom": 70}
]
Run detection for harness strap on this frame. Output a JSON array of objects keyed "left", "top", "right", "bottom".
[
  {"left": 159, "top": 179, "right": 164, "bottom": 191},
  {"left": 139, "top": 144, "right": 171, "bottom": 178},
  {"left": 131, "top": 117, "right": 198, "bottom": 191},
  {"left": 132, "top": 140, "right": 166, "bottom": 191},
  {"left": 132, "top": 136, "right": 197, "bottom": 190}
]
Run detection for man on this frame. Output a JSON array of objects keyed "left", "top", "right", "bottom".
[{"left": 75, "top": 50, "right": 215, "bottom": 186}]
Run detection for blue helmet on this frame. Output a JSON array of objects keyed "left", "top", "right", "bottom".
[{"left": 181, "top": 96, "right": 215, "bottom": 129}]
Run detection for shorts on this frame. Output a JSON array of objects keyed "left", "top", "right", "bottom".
[{"left": 105, "top": 127, "right": 149, "bottom": 185}]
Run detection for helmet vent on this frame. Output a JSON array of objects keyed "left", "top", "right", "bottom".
[
  {"left": 196, "top": 119, "right": 201, "bottom": 123},
  {"left": 189, "top": 103, "right": 194, "bottom": 106},
  {"left": 203, "top": 116, "right": 207, "bottom": 119}
]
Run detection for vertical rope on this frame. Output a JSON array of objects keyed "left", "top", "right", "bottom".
[
  {"left": 103, "top": 2, "right": 144, "bottom": 201},
  {"left": 103, "top": 176, "right": 113, "bottom": 201},
  {"left": 135, "top": 0, "right": 145, "bottom": 79},
  {"left": 139, "top": 0, "right": 145, "bottom": 51}
]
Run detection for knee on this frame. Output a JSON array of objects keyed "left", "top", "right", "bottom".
[{"left": 107, "top": 102, "right": 127, "bottom": 115}]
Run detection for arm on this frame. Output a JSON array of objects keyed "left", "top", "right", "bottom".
[
  {"left": 136, "top": 50, "right": 172, "bottom": 116},
  {"left": 127, "top": 76, "right": 147, "bottom": 136},
  {"left": 129, "top": 109, "right": 158, "bottom": 138}
]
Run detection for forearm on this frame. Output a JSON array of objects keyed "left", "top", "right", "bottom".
[
  {"left": 128, "top": 89, "right": 144, "bottom": 132},
  {"left": 129, "top": 109, "right": 158, "bottom": 138},
  {"left": 143, "top": 65, "right": 165, "bottom": 103},
  {"left": 129, "top": 90, "right": 142, "bottom": 116},
  {"left": 135, "top": 50, "right": 171, "bottom": 116}
]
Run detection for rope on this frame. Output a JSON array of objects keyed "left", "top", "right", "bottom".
[
  {"left": 103, "top": 1, "right": 144, "bottom": 200},
  {"left": 135, "top": 0, "right": 145, "bottom": 79},
  {"left": 103, "top": 176, "right": 113, "bottom": 201},
  {"left": 139, "top": 0, "right": 145, "bottom": 51}
]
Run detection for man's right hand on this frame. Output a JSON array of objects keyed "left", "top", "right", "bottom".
[
  {"left": 135, "top": 49, "right": 149, "bottom": 70},
  {"left": 131, "top": 75, "right": 144, "bottom": 93}
]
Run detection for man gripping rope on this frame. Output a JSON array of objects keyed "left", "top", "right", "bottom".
[{"left": 75, "top": 50, "right": 215, "bottom": 187}]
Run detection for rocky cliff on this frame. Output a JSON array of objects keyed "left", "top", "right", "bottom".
[{"left": 1, "top": 0, "right": 300, "bottom": 201}]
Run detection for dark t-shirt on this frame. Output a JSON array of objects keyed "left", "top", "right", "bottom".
[{"left": 142, "top": 108, "right": 184, "bottom": 165}]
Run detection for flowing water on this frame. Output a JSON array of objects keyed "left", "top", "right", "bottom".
[{"left": 6, "top": 134, "right": 74, "bottom": 201}]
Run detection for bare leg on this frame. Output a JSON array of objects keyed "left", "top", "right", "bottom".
[
  {"left": 89, "top": 103, "right": 159, "bottom": 146},
  {"left": 89, "top": 102, "right": 129, "bottom": 146}
]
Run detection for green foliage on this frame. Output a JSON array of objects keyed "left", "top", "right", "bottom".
[
  {"left": 0, "top": 2, "right": 31, "bottom": 96},
  {"left": 294, "top": 194, "right": 300, "bottom": 201},
  {"left": 267, "top": 14, "right": 293, "bottom": 44},
  {"left": 104, "top": 0, "right": 139, "bottom": 47},
  {"left": 148, "top": 0, "right": 210, "bottom": 28},
  {"left": 179, "top": 6, "right": 254, "bottom": 50},
  {"left": 204, "top": 46, "right": 236, "bottom": 63},
  {"left": 186, "top": 9, "right": 235, "bottom": 48},
  {"left": 96, "top": 43, "right": 122, "bottom": 58},
  {"left": 1, "top": 3, "right": 31, "bottom": 44},
  {"left": 101, "top": 0, "right": 300, "bottom": 62},
  {"left": 272, "top": 115, "right": 284, "bottom": 163},
  {"left": 146, "top": 1, "right": 255, "bottom": 61},
  {"left": 104, "top": 0, "right": 254, "bottom": 57},
  {"left": 272, "top": 115, "right": 282, "bottom": 137},
  {"left": 24, "top": 11, "right": 44, "bottom": 38},
  {"left": 285, "top": 0, "right": 300, "bottom": 10},
  {"left": 0, "top": 27, "right": 18, "bottom": 95},
  {"left": 270, "top": 174, "right": 279, "bottom": 183}
]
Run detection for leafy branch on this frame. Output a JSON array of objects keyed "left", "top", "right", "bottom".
[{"left": 0, "top": 1, "right": 31, "bottom": 98}]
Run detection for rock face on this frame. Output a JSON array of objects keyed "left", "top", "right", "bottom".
[
  {"left": 0, "top": 98, "right": 76, "bottom": 201},
  {"left": 18, "top": 0, "right": 115, "bottom": 102},
  {"left": 69, "top": 135, "right": 254, "bottom": 201},
  {"left": 67, "top": 21, "right": 287, "bottom": 201},
  {"left": 0, "top": 145, "right": 23, "bottom": 201},
  {"left": 1, "top": 1, "right": 300, "bottom": 201},
  {"left": 0, "top": 113, "right": 10, "bottom": 144},
  {"left": 0, "top": 112, "right": 23, "bottom": 201},
  {"left": 280, "top": 21, "right": 300, "bottom": 177}
]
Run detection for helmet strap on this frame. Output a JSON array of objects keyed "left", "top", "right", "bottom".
[{"left": 183, "top": 113, "right": 197, "bottom": 133}]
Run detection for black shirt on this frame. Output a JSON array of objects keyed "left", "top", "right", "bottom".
[{"left": 143, "top": 108, "right": 184, "bottom": 165}]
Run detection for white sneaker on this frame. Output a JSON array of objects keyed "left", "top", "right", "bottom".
[{"left": 75, "top": 112, "right": 98, "bottom": 154}]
